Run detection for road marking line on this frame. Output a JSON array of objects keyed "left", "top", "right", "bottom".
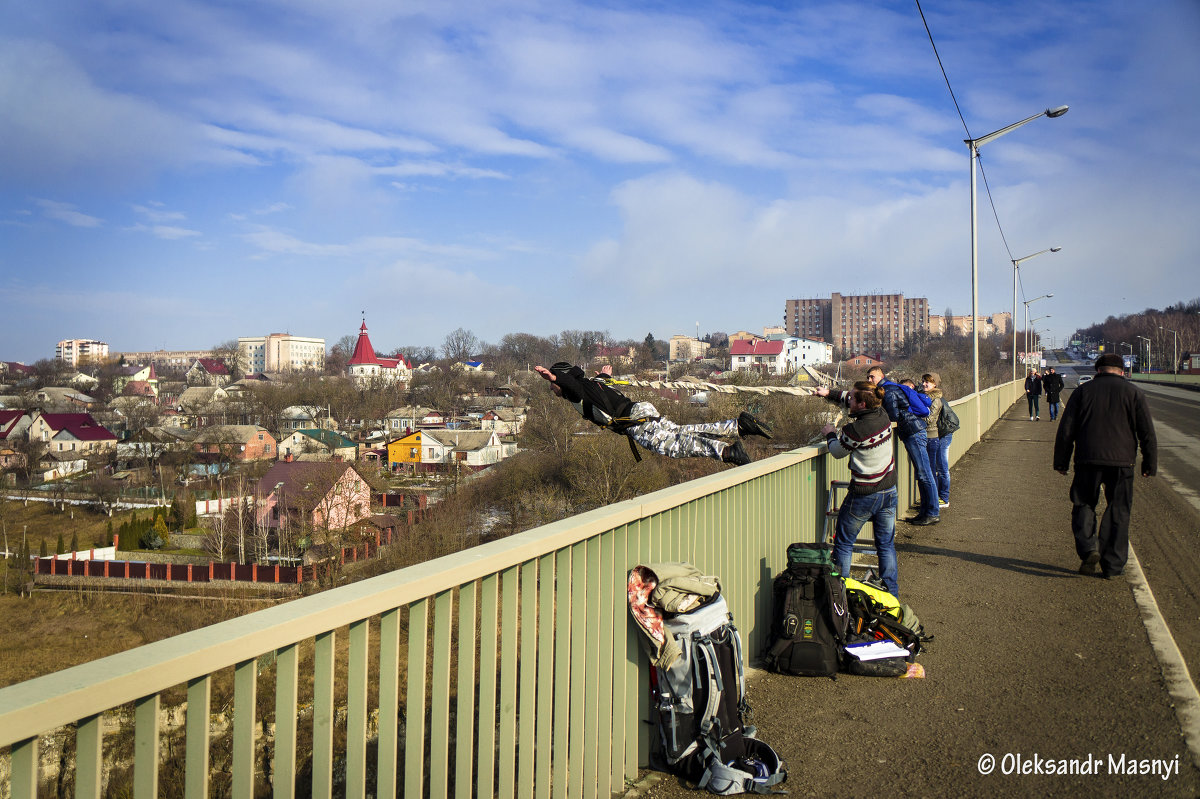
[{"left": 1127, "top": 545, "right": 1200, "bottom": 766}]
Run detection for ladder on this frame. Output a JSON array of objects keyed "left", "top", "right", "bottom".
[{"left": 822, "top": 480, "right": 879, "bottom": 577}]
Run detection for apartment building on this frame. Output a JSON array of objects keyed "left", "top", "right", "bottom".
[
  {"left": 929, "top": 312, "right": 1011, "bottom": 337},
  {"left": 56, "top": 339, "right": 108, "bottom": 367},
  {"left": 668, "top": 335, "right": 708, "bottom": 362},
  {"left": 110, "top": 349, "right": 213, "bottom": 368},
  {"left": 238, "top": 333, "right": 326, "bottom": 373},
  {"left": 784, "top": 292, "right": 929, "bottom": 356}
]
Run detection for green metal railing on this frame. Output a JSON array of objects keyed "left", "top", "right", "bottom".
[{"left": 0, "top": 382, "right": 1019, "bottom": 799}]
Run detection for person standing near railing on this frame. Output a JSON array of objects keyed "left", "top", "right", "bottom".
[
  {"left": 1025, "top": 370, "right": 1043, "bottom": 421},
  {"left": 818, "top": 381, "right": 900, "bottom": 596},
  {"left": 920, "top": 372, "right": 952, "bottom": 510}
]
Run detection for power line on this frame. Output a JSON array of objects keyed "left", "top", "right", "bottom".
[{"left": 914, "top": 0, "right": 1018, "bottom": 266}]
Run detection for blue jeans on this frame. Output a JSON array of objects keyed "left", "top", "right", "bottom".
[
  {"left": 903, "top": 431, "right": 939, "bottom": 518},
  {"left": 834, "top": 487, "right": 899, "bottom": 596},
  {"left": 926, "top": 435, "right": 952, "bottom": 503},
  {"left": 1048, "top": 400, "right": 1061, "bottom": 420}
]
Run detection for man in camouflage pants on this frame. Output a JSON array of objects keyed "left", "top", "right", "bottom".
[{"left": 535, "top": 364, "right": 770, "bottom": 465}]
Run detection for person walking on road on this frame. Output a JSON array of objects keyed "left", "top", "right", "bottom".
[
  {"left": 820, "top": 381, "right": 900, "bottom": 595},
  {"left": 1024, "top": 369, "right": 1043, "bottom": 420},
  {"left": 1053, "top": 353, "right": 1157, "bottom": 579},
  {"left": 921, "top": 372, "right": 952, "bottom": 509},
  {"left": 1042, "top": 367, "right": 1065, "bottom": 421}
]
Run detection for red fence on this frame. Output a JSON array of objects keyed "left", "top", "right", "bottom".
[{"left": 32, "top": 534, "right": 392, "bottom": 586}]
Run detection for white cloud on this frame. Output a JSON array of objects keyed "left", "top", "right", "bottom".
[{"left": 35, "top": 199, "right": 102, "bottom": 227}]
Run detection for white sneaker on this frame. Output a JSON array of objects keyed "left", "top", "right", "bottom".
[
  {"left": 1030, "top": 416, "right": 1034, "bottom": 421},
  {"left": 938, "top": 499, "right": 950, "bottom": 509}
]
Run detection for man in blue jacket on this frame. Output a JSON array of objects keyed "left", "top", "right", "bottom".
[
  {"left": 867, "top": 366, "right": 939, "bottom": 525},
  {"left": 1053, "top": 353, "right": 1157, "bottom": 579}
]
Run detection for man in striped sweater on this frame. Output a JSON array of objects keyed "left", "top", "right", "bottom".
[{"left": 817, "top": 381, "right": 900, "bottom": 596}]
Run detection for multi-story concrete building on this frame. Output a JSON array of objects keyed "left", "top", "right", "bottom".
[
  {"left": 668, "top": 335, "right": 708, "bottom": 362},
  {"left": 110, "top": 349, "right": 213, "bottom": 368},
  {"left": 56, "top": 339, "right": 108, "bottom": 367},
  {"left": 929, "top": 311, "right": 1012, "bottom": 338},
  {"left": 784, "top": 292, "right": 929, "bottom": 356},
  {"left": 238, "top": 333, "right": 326, "bottom": 373}
]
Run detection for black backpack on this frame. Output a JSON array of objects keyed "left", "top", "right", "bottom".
[
  {"left": 764, "top": 543, "right": 849, "bottom": 678},
  {"left": 937, "top": 401, "right": 961, "bottom": 436}
]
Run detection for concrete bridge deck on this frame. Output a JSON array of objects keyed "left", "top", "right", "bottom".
[{"left": 634, "top": 399, "right": 1200, "bottom": 798}]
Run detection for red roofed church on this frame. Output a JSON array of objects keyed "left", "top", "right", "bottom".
[{"left": 348, "top": 321, "right": 412, "bottom": 385}]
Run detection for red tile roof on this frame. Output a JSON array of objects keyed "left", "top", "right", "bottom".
[
  {"left": 195, "top": 358, "right": 229, "bottom": 375},
  {"left": 39, "top": 413, "right": 116, "bottom": 442},
  {"left": 349, "top": 321, "right": 410, "bottom": 368},
  {"left": 730, "top": 339, "right": 783, "bottom": 356},
  {"left": 349, "top": 321, "right": 381, "bottom": 366}
]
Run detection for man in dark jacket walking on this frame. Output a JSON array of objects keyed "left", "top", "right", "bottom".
[
  {"left": 1042, "top": 367, "right": 1065, "bottom": 421},
  {"left": 1053, "top": 353, "right": 1157, "bottom": 579},
  {"left": 1024, "top": 370, "right": 1043, "bottom": 420}
]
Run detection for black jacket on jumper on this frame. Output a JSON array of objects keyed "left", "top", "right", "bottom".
[
  {"left": 548, "top": 362, "right": 637, "bottom": 430},
  {"left": 1053, "top": 373, "right": 1157, "bottom": 475}
]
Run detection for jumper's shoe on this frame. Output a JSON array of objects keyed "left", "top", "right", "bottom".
[
  {"left": 722, "top": 440, "right": 751, "bottom": 466},
  {"left": 938, "top": 499, "right": 950, "bottom": 509},
  {"left": 737, "top": 412, "right": 772, "bottom": 439},
  {"left": 1036, "top": 416, "right": 1040, "bottom": 421},
  {"left": 905, "top": 515, "right": 940, "bottom": 526},
  {"left": 1030, "top": 416, "right": 1035, "bottom": 421},
  {"left": 1099, "top": 570, "right": 1124, "bottom": 581},
  {"left": 1079, "top": 551, "right": 1100, "bottom": 576}
]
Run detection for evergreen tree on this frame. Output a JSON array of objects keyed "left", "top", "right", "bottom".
[
  {"left": 105, "top": 519, "right": 114, "bottom": 547},
  {"left": 39, "top": 539, "right": 48, "bottom": 558},
  {"left": 55, "top": 532, "right": 65, "bottom": 555},
  {"left": 153, "top": 514, "right": 171, "bottom": 549},
  {"left": 70, "top": 531, "right": 79, "bottom": 553}
]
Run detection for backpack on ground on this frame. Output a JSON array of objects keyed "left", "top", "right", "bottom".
[
  {"left": 646, "top": 590, "right": 788, "bottom": 794},
  {"left": 937, "top": 401, "right": 961, "bottom": 436},
  {"left": 764, "top": 543, "right": 849, "bottom": 678},
  {"left": 843, "top": 578, "right": 930, "bottom": 655}
]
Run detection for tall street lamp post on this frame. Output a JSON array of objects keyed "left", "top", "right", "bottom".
[
  {"left": 1137, "top": 335, "right": 1151, "bottom": 373},
  {"left": 1023, "top": 295, "right": 1053, "bottom": 372},
  {"left": 1011, "top": 248, "right": 1061, "bottom": 381},
  {"left": 1028, "top": 315, "right": 1051, "bottom": 366},
  {"left": 967, "top": 105, "right": 1069, "bottom": 408},
  {"left": 1160, "top": 326, "right": 1179, "bottom": 381}
]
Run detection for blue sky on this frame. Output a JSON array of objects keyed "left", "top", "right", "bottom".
[{"left": 3, "top": 0, "right": 1198, "bottom": 364}]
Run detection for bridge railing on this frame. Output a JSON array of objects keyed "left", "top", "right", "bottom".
[{"left": 0, "top": 382, "right": 1018, "bottom": 799}]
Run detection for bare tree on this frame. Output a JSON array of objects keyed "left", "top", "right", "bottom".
[
  {"left": 212, "top": 339, "right": 249, "bottom": 380},
  {"left": 441, "top": 328, "right": 479, "bottom": 363}
]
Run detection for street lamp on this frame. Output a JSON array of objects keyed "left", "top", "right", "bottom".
[
  {"left": 1160, "top": 326, "right": 1179, "bottom": 380},
  {"left": 1023, "top": 295, "right": 1053, "bottom": 372},
  {"left": 968, "top": 105, "right": 1069, "bottom": 402},
  {"left": 1029, "top": 315, "right": 1051, "bottom": 363},
  {"left": 1137, "top": 335, "right": 1151, "bottom": 373},
  {"left": 1011, "top": 248, "right": 1062, "bottom": 381}
]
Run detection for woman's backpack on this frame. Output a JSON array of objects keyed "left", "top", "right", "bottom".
[{"left": 937, "top": 401, "right": 961, "bottom": 436}]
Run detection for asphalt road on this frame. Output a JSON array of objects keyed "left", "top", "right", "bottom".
[{"left": 630, "top": 383, "right": 1200, "bottom": 799}]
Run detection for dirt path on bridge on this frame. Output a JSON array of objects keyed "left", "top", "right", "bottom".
[{"left": 633, "top": 401, "right": 1200, "bottom": 798}]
